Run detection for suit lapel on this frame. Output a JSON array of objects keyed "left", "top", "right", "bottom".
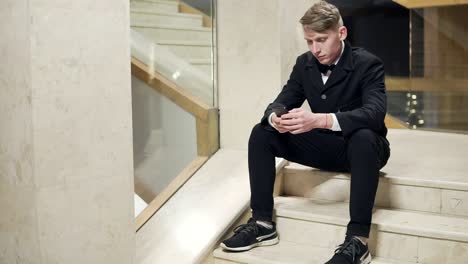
[
  {"left": 305, "top": 52, "right": 326, "bottom": 91},
  {"left": 324, "top": 66, "right": 348, "bottom": 91},
  {"left": 322, "top": 41, "right": 354, "bottom": 93}
]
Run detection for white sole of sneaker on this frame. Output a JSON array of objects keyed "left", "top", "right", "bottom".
[
  {"left": 360, "top": 251, "right": 372, "bottom": 264},
  {"left": 220, "top": 237, "right": 279, "bottom": 252}
]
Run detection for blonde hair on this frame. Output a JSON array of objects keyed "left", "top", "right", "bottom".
[{"left": 300, "top": 1, "right": 343, "bottom": 32}]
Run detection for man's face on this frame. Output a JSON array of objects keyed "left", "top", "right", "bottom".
[{"left": 303, "top": 26, "right": 347, "bottom": 65}]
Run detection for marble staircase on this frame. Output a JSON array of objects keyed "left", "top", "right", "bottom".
[
  {"left": 130, "top": 0, "right": 213, "bottom": 75},
  {"left": 213, "top": 130, "right": 468, "bottom": 264},
  {"left": 131, "top": 0, "right": 179, "bottom": 14}
]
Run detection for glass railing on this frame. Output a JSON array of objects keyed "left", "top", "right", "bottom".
[
  {"left": 132, "top": 75, "right": 198, "bottom": 211},
  {"left": 130, "top": 0, "right": 217, "bottom": 107},
  {"left": 332, "top": 1, "right": 468, "bottom": 133},
  {"left": 130, "top": 0, "right": 218, "bottom": 227},
  {"left": 131, "top": 30, "right": 214, "bottom": 106}
]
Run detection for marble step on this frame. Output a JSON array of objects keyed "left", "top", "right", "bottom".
[
  {"left": 130, "top": 0, "right": 179, "bottom": 14},
  {"left": 273, "top": 196, "right": 468, "bottom": 263},
  {"left": 282, "top": 130, "right": 468, "bottom": 217},
  {"left": 134, "top": 193, "right": 148, "bottom": 217},
  {"left": 213, "top": 240, "right": 416, "bottom": 264},
  {"left": 187, "top": 58, "right": 212, "bottom": 75},
  {"left": 155, "top": 40, "right": 212, "bottom": 59},
  {"left": 136, "top": 0, "right": 178, "bottom": 2},
  {"left": 193, "top": 64, "right": 211, "bottom": 75},
  {"left": 130, "top": 10, "right": 203, "bottom": 27},
  {"left": 283, "top": 163, "right": 468, "bottom": 218},
  {"left": 131, "top": 24, "right": 211, "bottom": 42}
]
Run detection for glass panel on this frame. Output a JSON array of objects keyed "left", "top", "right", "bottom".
[
  {"left": 130, "top": 0, "right": 218, "bottom": 218},
  {"left": 130, "top": 0, "right": 216, "bottom": 107},
  {"left": 132, "top": 76, "right": 198, "bottom": 216},
  {"left": 409, "top": 6, "right": 468, "bottom": 131}
]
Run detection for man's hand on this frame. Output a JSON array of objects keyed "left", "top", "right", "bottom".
[
  {"left": 271, "top": 114, "right": 289, "bottom": 133},
  {"left": 279, "top": 108, "right": 330, "bottom": 134}
]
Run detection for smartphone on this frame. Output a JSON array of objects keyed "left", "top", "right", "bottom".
[{"left": 272, "top": 106, "right": 288, "bottom": 117}]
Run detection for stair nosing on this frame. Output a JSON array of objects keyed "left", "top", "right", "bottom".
[
  {"left": 275, "top": 196, "right": 468, "bottom": 243},
  {"left": 155, "top": 40, "right": 212, "bottom": 46},
  {"left": 284, "top": 163, "right": 468, "bottom": 192},
  {"left": 132, "top": 0, "right": 179, "bottom": 6},
  {"left": 131, "top": 23, "right": 210, "bottom": 31},
  {"left": 130, "top": 10, "right": 202, "bottom": 19},
  {"left": 187, "top": 59, "right": 211, "bottom": 65},
  {"left": 213, "top": 240, "right": 417, "bottom": 264}
]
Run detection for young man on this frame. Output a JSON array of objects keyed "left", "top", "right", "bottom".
[{"left": 220, "top": 1, "right": 390, "bottom": 263}]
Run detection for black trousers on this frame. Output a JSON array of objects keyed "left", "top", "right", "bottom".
[{"left": 248, "top": 123, "right": 390, "bottom": 237}]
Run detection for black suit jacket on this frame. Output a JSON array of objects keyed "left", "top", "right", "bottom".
[{"left": 261, "top": 41, "right": 388, "bottom": 138}]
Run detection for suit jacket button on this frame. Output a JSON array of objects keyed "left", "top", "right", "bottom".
[{"left": 321, "top": 94, "right": 327, "bottom": 100}]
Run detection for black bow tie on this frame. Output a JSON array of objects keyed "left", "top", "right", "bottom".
[{"left": 317, "top": 62, "right": 336, "bottom": 74}]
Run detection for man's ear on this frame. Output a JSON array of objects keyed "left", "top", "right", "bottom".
[{"left": 339, "top": 26, "right": 347, "bottom": 41}]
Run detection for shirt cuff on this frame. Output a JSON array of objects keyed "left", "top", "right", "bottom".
[
  {"left": 268, "top": 112, "right": 276, "bottom": 128},
  {"left": 330, "top": 114, "right": 342, "bottom": 131}
]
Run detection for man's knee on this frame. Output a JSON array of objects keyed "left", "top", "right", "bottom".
[
  {"left": 349, "top": 129, "right": 377, "bottom": 143},
  {"left": 347, "top": 129, "right": 378, "bottom": 153},
  {"left": 347, "top": 128, "right": 389, "bottom": 170},
  {"left": 249, "top": 123, "right": 274, "bottom": 146}
]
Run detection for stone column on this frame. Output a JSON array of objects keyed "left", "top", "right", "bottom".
[{"left": 0, "top": 1, "right": 135, "bottom": 263}]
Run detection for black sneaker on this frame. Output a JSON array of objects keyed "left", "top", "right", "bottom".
[
  {"left": 220, "top": 218, "right": 279, "bottom": 252},
  {"left": 325, "top": 236, "right": 372, "bottom": 264}
]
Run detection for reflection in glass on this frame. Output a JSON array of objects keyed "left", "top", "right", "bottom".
[
  {"left": 130, "top": 0, "right": 216, "bottom": 107},
  {"left": 408, "top": 6, "right": 468, "bottom": 131}
]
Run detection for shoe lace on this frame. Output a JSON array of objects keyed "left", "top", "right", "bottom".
[
  {"left": 233, "top": 220, "right": 259, "bottom": 237},
  {"left": 334, "top": 237, "right": 362, "bottom": 262}
]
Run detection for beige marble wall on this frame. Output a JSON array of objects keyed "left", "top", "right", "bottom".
[
  {"left": 218, "top": 0, "right": 318, "bottom": 149},
  {"left": 0, "top": 1, "right": 135, "bottom": 263},
  {"left": 0, "top": 1, "right": 38, "bottom": 263},
  {"left": 279, "top": 0, "right": 318, "bottom": 85}
]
